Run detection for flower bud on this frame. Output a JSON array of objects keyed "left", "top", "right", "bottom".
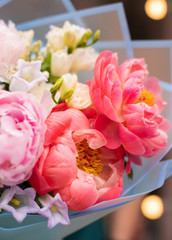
[
  {"left": 50, "top": 77, "right": 63, "bottom": 93},
  {"left": 61, "top": 89, "right": 74, "bottom": 101},
  {"left": 51, "top": 50, "right": 73, "bottom": 77},
  {"left": 60, "top": 73, "right": 78, "bottom": 97},
  {"left": 64, "top": 30, "right": 76, "bottom": 48},
  {"left": 47, "top": 27, "right": 65, "bottom": 51}
]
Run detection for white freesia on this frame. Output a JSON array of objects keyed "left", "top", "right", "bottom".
[
  {"left": 71, "top": 47, "right": 98, "bottom": 72},
  {"left": 47, "top": 26, "right": 65, "bottom": 51},
  {"left": 51, "top": 50, "right": 73, "bottom": 77},
  {"left": 19, "top": 29, "right": 34, "bottom": 58},
  {"left": 63, "top": 21, "right": 89, "bottom": 48},
  {"left": 60, "top": 73, "right": 78, "bottom": 97},
  {"left": 60, "top": 73, "right": 92, "bottom": 109},
  {"left": 10, "top": 59, "right": 48, "bottom": 92},
  {"left": 68, "top": 83, "right": 92, "bottom": 109}
]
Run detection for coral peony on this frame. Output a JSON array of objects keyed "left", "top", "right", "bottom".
[
  {"left": 0, "top": 91, "right": 46, "bottom": 186},
  {"left": 88, "top": 51, "right": 169, "bottom": 164},
  {"left": 30, "top": 103, "right": 124, "bottom": 210}
]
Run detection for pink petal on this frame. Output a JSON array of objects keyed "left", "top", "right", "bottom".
[
  {"left": 123, "top": 77, "right": 144, "bottom": 104},
  {"left": 66, "top": 109, "right": 90, "bottom": 131},
  {"left": 29, "top": 147, "right": 52, "bottom": 195},
  {"left": 43, "top": 144, "right": 77, "bottom": 189},
  {"left": 144, "top": 77, "right": 162, "bottom": 97},
  {"left": 72, "top": 129, "right": 107, "bottom": 149},
  {"left": 103, "top": 95, "right": 123, "bottom": 122},
  {"left": 95, "top": 114, "right": 121, "bottom": 149},
  {"left": 118, "top": 123, "right": 145, "bottom": 155},
  {"left": 119, "top": 58, "right": 148, "bottom": 83},
  {"left": 111, "top": 79, "right": 122, "bottom": 109},
  {"left": 58, "top": 170, "right": 98, "bottom": 211},
  {"left": 45, "top": 111, "right": 71, "bottom": 145}
]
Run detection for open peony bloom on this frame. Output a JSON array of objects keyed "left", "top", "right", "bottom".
[
  {"left": 88, "top": 51, "right": 169, "bottom": 163},
  {"left": 0, "top": 91, "right": 46, "bottom": 186},
  {"left": 29, "top": 103, "right": 124, "bottom": 211}
]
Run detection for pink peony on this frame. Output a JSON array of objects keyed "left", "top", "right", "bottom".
[
  {"left": 0, "top": 20, "right": 33, "bottom": 81},
  {"left": 0, "top": 90, "right": 46, "bottom": 186},
  {"left": 88, "top": 51, "right": 169, "bottom": 170},
  {"left": 29, "top": 103, "right": 124, "bottom": 210}
]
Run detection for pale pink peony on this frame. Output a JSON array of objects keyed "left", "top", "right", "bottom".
[
  {"left": 29, "top": 103, "right": 124, "bottom": 210},
  {"left": 0, "top": 21, "right": 33, "bottom": 81},
  {"left": 0, "top": 90, "right": 46, "bottom": 186},
  {"left": 88, "top": 51, "right": 169, "bottom": 168}
]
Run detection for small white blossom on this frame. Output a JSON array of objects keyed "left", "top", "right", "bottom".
[
  {"left": 0, "top": 186, "right": 40, "bottom": 223},
  {"left": 71, "top": 47, "right": 98, "bottom": 73},
  {"left": 47, "top": 26, "right": 65, "bottom": 51},
  {"left": 39, "top": 193, "right": 70, "bottom": 229},
  {"left": 10, "top": 59, "right": 48, "bottom": 92},
  {"left": 51, "top": 50, "right": 73, "bottom": 77},
  {"left": 63, "top": 21, "right": 89, "bottom": 48}
]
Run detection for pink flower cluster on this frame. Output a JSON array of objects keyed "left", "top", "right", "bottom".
[
  {"left": 28, "top": 51, "right": 169, "bottom": 211},
  {"left": 88, "top": 51, "right": 169, "bottom": 173},
  {"left": 0, "top": 50, "right": 169, "bottom": 214},
  {"left": 29, "top": 102, "right": 124, "bottom": 211}
]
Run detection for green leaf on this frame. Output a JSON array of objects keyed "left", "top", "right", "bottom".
[{"left": 41, "top": 52, "right": 51, "bottom": 72}]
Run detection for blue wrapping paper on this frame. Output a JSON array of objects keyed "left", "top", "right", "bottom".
[
  {"left": 0, "top": 1, "right": 172, "bottom": 239},
  {"left": 0, "top": 159, "right": 172, "bottom": 240}
]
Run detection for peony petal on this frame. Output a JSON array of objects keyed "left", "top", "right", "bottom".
[
  {"left": 72, "top": 128, "right": 107, "bottom": 149},
  {"left": 123, "top": 76, "right": 144, "bottom": 104},
  {"left": 43, "top": 144, "right": 77, "bottom": 189},
  {"left": 103, "top": 95, "right": 123, "bottom": 122},
  {"left": 95, "top": 114, "right": 121, "bottom": 149},
  {"left": 58, "top": 170, "right": 98, "bottom": 211},
  {"left": 118, "top": 123, "right": 145, "bottom": 155},
  {"left": 66, "top": 109, "right": 90, "bottom": 131},
  {"left": 45, "top": 111, "right": 71, "bottom": 145}
]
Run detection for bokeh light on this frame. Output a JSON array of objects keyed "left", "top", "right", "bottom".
[
  {"left": 145, "top": 0, "right": 168, "bottom": 20},
  {"left": 141, "top": 195, "right": 164, "bottom": 220}
]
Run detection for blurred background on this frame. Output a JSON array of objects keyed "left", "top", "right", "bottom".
[{"left": 1, "top": 0, "right": 172, "bottom": 239}]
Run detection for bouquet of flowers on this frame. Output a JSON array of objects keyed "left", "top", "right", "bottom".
[{"left": 0, "top": 17, "right": 170, "bottom": 232}]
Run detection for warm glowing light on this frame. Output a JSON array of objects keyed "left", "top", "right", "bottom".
[
  {"left": 145, "top": 0, "right": 168, "bottom": 20},
  {"left": 141, "top": 195, "right": 164, "bottom": 219}
]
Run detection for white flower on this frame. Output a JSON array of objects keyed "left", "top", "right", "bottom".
[
  {"left": 39, "top": 193, "right": 70, "bottom": 229},
  {"left": 10, "top": 59, "right": 47, "bottom": 92},
  {"left": 60, "top": 73, "right": 78, "bottom": 97},
  {"left": 59, "top": 73, "right": 92, "bottom": 109},
  {"left": 19, "top": 29, "right": 34, "bottom": 58},
  {"left": 51, "top": 50, "right": 73, "bottom": 77},
  {"left": 0, "top": 186, "right": 40, "bottom": 223},
  {"left": 47, "top": 26, "right": 65, "bottom": 51},
  {"left": 63, "top": 21, "right": 89, "bottom": 48},
  {"left": 68, "top": 83, "right": 92, "bottom": 109},
  {"left": 71, "top": 47, "right": 98, "bottom": 72}
]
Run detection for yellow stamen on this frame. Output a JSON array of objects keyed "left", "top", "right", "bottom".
[
  {"left": 76, "top": 139, "right": 104, "bottom": 176},
  {"left": 136, "top": 88, "right": 155, "bottom": 106},
  {"left": 51, "top": 205, "right": 57, "bottom": 212},
  {"left": 10, "top": 198, "right": 20, "bottom": 207},
  {"left": 24, "top": 75, "right": 29, "bottom": 81}
]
